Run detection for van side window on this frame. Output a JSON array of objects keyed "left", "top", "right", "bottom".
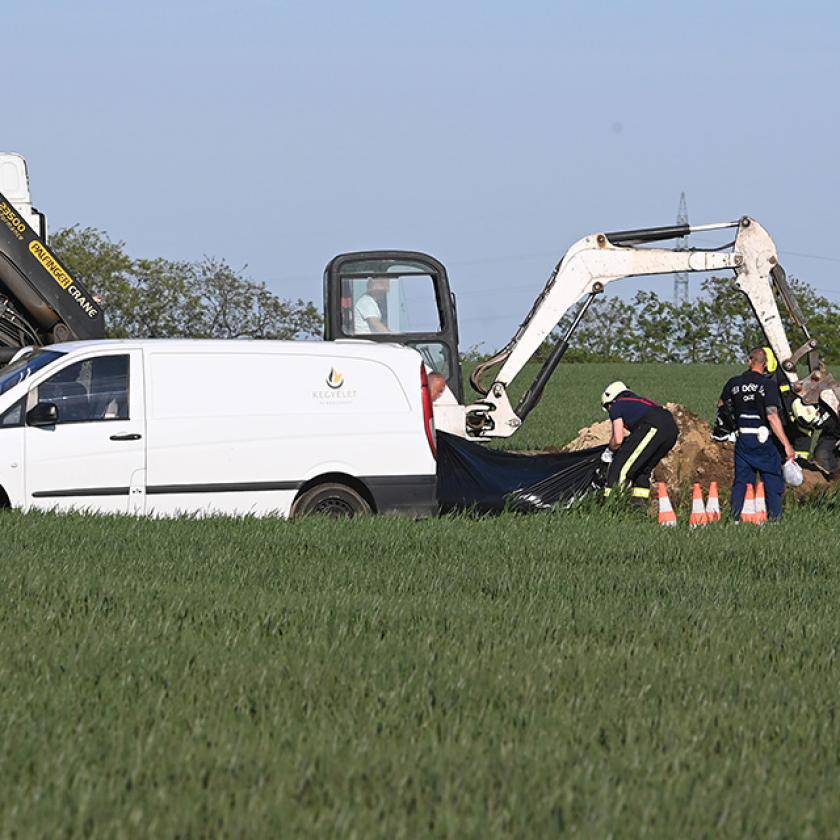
[
  {"left": 35, "top": 355, "right": 129, "bottom": 424},
  {"left": 0, "top": 397, "right": 24, "bottom": 428}
]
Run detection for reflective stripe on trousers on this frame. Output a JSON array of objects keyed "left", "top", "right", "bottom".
[
  {"left": 619, "top": 427, "right": 658, "bottom": 484},
  {"left": 603, "top": 485, "right": 651, "bottom": 499},
  {"left": 602, "top": 427, "right": 658, "bottom": 497}
]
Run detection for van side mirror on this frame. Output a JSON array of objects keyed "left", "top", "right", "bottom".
[{"left": 27, "top": 402, "right": 58, "bottom": 426}]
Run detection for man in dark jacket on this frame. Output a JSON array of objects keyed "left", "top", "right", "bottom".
[
  {"left": 718, "top": 347, "right": 796, "bottom": 520},
  {"left": 600, "top": 381, "right": 679, "bottom": 504}
]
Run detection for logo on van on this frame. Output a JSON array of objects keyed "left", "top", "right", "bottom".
[{"left": 326, "top": 367, "right": 344, "bottom": 389}]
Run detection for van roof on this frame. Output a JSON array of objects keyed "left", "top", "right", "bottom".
[{"left": 45, "top": 337, "right": 422, "bottom": 359}]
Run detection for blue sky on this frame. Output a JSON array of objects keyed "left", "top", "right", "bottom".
[{"left": 6, "top": 0, "right": 839, "bottom": 349}]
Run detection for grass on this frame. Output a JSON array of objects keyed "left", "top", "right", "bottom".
[
  {"left": 467, "top": 361, "right": 742, "bottom": 450},
  {"left": 3, "top": 502, "right": 840, "bottom": 836},
  {"left": 2, "top": 361, "right": 838, "bottom": 837}
]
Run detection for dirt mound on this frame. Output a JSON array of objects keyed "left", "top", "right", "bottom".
[{"left": 563, "top": 403, "right": 835, "bottom": 501}]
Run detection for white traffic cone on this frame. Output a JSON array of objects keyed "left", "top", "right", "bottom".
[
  {"left": 754, "top": 481, "right": 768, "bottom": 524},
  {"left": 689, "top": 483, "right": 708, "bottom": 528},
  {"left": 657, "top": 483, "right": 677, "bottom": 526},
  {"left": 740, "top": 483, "right": 757, "bottom": 524},
  {"left": 705, "top": 481, "right": 721, "bottom": 522}
]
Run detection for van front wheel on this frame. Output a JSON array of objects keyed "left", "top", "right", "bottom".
[{"left": 291, "top": 483, "right": 372, "bottom": 518}]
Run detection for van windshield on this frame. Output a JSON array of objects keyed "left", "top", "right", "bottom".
[{"left": 0, "top": 349, "right": 66, "bottom": 396}]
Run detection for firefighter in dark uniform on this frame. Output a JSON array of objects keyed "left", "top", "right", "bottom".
[
  {"left": 790, "top": 398, "right": 840, "bottom": 476},
  {"left": 718, "top": 347, "right": 795, "bottom": 520},
  {"left": 600, "top": 381, "right": 679, "bottom": 503},
  {"left": 715, "top": 346, "right": 797, "bottom": 444}
]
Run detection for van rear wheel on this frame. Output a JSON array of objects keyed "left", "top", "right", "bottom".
[{"left": 291, "top": 483, "right": 372, "bottom": 518}]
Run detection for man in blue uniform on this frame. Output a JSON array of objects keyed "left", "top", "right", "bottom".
[
  {"left": 600, "top": 381, "right": 679, "bottom": 504},
  {"left": 718, "top": 347, "right": 795, "bottom": 520}
]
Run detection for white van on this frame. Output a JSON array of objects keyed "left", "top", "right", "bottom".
[{"left": 0, "top": 339, "right": 438, "bottom": 517}]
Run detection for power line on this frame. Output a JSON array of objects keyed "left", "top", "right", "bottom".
[
  {"left": 778, "top": 249, "right": 840, "bottom": 265},
  {"left": 268, "top": 236, "right": 840, "bottom": 290}
]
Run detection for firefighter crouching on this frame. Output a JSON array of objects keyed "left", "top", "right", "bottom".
[
  {"left": 600, "top": 382, "right": 679, "bottom": 505},
  {"left": 718, "top": 347, "right": 796, "bottom": 520}
]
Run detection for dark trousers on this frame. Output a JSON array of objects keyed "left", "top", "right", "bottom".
[
  {"left": 605, "top": 408, "right": 679, "bottom": 499},
  {"left": 731, "top": 437, "right": 784, "bottom": 520},
  {"left": 794, "top": 429, "right": 839, "bottom": 474},
  {"left": 814, "top": 435, "right": 839, "bottom": 474}
]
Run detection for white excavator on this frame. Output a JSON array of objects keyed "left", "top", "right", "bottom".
[
  {"left": 323, "top": 219, "right": 840, "bottom": 437},
  {"left": 2, "top": 152, "right": 838, "bottom": 442}
]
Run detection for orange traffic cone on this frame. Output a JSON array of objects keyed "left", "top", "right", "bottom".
[
  {"left": 740, "top": 483, "right": 756, "bottom": 524},
  {"left": 689, "top": 483, "right": 708, "bottom": 527},
  {"left": 657, "top": 483, "right": 677, "bottom": 526},
  {"left": 754, "top": 481, "right": 768, "bottom": 524},
  {"left": 705, "top": 481, "right": 721, "bottom": 522}
]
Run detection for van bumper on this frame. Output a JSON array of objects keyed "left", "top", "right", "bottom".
[{"left": 365, "top": 474, "right": 438, "bottom": 517}]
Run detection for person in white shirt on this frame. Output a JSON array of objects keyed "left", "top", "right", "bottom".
[{"left": 353, "top": 277, "right": 390, "bottom": 334}]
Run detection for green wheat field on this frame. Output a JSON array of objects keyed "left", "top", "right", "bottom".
[{"left": 2, "top": 363, "right": 839, "bottom": 837}]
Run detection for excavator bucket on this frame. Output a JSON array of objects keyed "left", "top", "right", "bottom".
[{"left": 792, "top": 367, "right": 840, "bottom": 416}]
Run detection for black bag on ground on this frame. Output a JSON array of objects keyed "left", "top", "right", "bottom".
[{"left": 436, "top": 431, "right": 606, "bottom": 514}]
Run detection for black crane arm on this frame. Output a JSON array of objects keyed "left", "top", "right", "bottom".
[{"left": 0, "top": 189, "right": 104, "bottom": 361}]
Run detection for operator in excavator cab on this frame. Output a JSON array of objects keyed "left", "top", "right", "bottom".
[
  {"left": 353, "top": 276, "right": 390, "bottom": 335},
  {"left": 599, "top": 382, "right": 679, "bottom": 506}
]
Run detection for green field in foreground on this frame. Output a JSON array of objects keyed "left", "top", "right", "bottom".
[
  {"left": 469, "top": 361, "right": 741, "bottom": 450},
  {"left": 3, "top": 361, "right": 837, "bottom": 836},
  {"left": 3, "top": 503, "right": 840, "bottom": 837}
]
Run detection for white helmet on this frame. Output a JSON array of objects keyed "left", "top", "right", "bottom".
[{"left": 601, "top": 380, "right": 627, "bottom": 410}]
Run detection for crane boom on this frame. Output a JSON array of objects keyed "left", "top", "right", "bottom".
[{"left": 0, "top": 153, "right": 105, "bottom": 361}]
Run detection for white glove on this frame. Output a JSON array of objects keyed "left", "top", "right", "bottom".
[{"left": 600, "top": 449, "right": 614, "bottom": 464}]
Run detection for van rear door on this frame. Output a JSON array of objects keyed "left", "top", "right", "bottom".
[{"left": 24, "top": 349, "right": 145, "bottom": 513}]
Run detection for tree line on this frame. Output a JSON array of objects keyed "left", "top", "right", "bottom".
[
  {"left": 51, "top": 226, "right": 323, "bottom": 340},
  {"left": 549, "top": 275, "right": 840, "bottom": 365}
]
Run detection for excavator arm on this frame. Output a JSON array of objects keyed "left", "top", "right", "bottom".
[
  {"left": 466, "top": 216, "right": 840, "bottom": 438},
  {"left": 0, "top": 153, "right": 104, "bottom": 361}
]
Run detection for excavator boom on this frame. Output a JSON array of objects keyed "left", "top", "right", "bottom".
[{"left": 466, "top": 217, "right": 840, "bottom": 437}]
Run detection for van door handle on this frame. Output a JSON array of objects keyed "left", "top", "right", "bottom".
[{"left": 110, "top": 433, "right": 142, "bottom": 441}]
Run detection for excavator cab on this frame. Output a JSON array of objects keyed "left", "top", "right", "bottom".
[{"left": 323, "top": 250, "right": 463, "bottom": 402}]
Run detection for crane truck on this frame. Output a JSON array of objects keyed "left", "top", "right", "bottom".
[
  {"left": 0, "top": 153, "right": 104, "bottom": 364},
  {"left": 2, "top": 151, "right": 838, "bottom": 445}
]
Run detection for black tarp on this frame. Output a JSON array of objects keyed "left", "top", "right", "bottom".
[{"left": 436, "top": 431, "right": 607, "bottom": 514}]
